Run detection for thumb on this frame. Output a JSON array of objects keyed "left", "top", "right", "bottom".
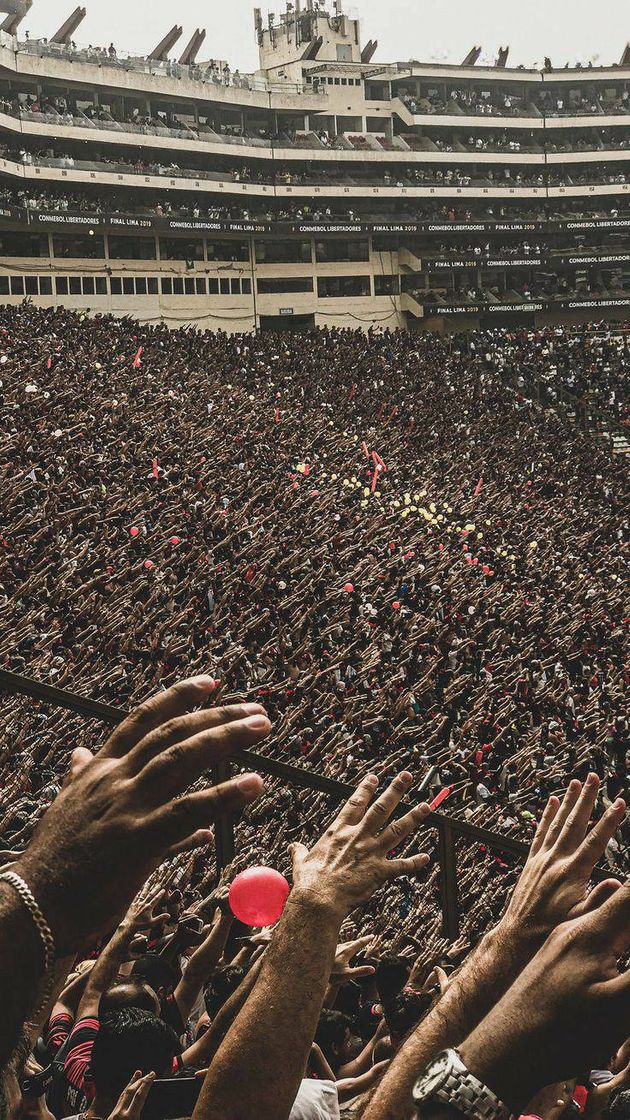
[
  {"left": 288, "top": 842, "right": 308, "bottom": 873},
  {"left": 65, "top": 747, "right": 94, "bottom": 786},
  {"left": 575, "top": 879, "right": 623, "bottom": 917}
]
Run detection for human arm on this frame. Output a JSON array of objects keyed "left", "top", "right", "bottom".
[
  {"left": 0, "top": 677, "right": 270, "bottom": 1069},
  {"left": 365, "top": 775, "right": 626, "bottom": 1120},
  {"left": 77, "top": 888, "right": 169, "bottom": 1019},
  {"left": 457, "top": 879, "right": 630, "bottom": 1115},
  {"left": 337, "top": 1060, "right": 390, "bottom": 1104},
  {"left": 193, "top": 772, "right": 431, "bottom": 1120},
  {"left": 179, "top": 958, "right": 264, "bottom": 1071},
  {"left": 174, "top": 910, "right": 234, "bottom": 1022}
]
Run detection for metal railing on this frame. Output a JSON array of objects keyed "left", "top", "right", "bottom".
[
  {"left": 0, "top": 668, "right": 528, "bottom": 938},
  {"left": 11, "top": 39, "right": 319, "bottom": 98}
]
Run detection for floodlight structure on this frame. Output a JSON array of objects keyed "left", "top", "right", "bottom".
[
  {"left": 149, "top": 25, "right": 183, "bottom": 61},
  {"left": 0, "top": 0, "right": 32, "bottom": 35},
  {"left": 50, "top": 6, "right": 86, "bottom": 44},
  {"left": 461, "top": 45, "right": 481, "bottom": 66},
  {"left": 179, "top": 29, "right": 206, "bottom": 65}
]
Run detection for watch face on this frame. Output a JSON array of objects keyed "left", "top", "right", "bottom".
[{"left": 414, "top": 1053, "right": 452, "bottom": 1102}]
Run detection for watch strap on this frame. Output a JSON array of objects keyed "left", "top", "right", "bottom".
[{"left": 414, "top": 1049, "right": 512, "bottom": 1120}]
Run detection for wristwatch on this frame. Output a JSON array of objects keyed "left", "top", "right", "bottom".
[{"left": 413, "top": 1049, "right": 512, "bottom": 1120}]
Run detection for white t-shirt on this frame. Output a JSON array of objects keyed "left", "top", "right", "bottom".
[{"left": 290, "top": 1080, "right": 340, "bottom": 1120}]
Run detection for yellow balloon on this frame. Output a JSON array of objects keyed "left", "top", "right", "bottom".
[
  {"left": 364, "top": 487, "right": 371, "bottom": 497},
  {"left": 430, "top": 502, "right": 437, "bottom": 513},
  {"left": 401, "top": 510, "right": 409, "bottom": 519},
  {"left": 393, "top": 500, "right": 401, "bottom": 509}
]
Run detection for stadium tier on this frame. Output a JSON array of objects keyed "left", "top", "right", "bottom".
[{"left": 0, "top": 4, "right": 627, "bottom": 328}]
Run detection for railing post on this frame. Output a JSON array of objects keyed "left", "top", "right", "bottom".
[
  {"left": 212, "top": 761, "right": 236, "bottom": 872},
  {"left": 437, "top": 820, "right": 459, "bottom": 940}
]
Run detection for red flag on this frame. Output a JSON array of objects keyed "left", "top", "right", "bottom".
[
  {"left": 47, "top": 356, "right": 53, "bottom": 370},
  {"left": 133, "top": 346, "right": 144, "bottom": 369},
  {"left": 429, "top": 787, "right": 453, "bottom": 811},
  {"left": 474, "top": 478, "right": 483, "bottom": 496},
  {"left": 274, "top": 408, "right": 280, "bottom": 423},
  {"left": 361, "top": 441, "right": 370, "bottom": 459},
  {"left": 348, "top": 383, "right": 357, "bottom": 402},
  {"left": 151, "top": 458, "right": 159, "bottom": 479}
]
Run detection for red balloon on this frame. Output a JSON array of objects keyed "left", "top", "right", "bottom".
[
  {"left": 143, "top": 560, "right": 155, "bottom": 570},
  {"left": 482, "top": 565, "right": 491, "bottom": 575},
  {"left": 129, "top": 527, "right": 140, "bottom": 538},
  {"left": 392, "top": 601, "right": 401, "bottom": 610},
  {"left": 229, "top": 867, "right": 290, "bottom": 927},
  {"left": 343, "top": 583, "right": 354, "bottom": 593},
  {"left": 169, "top": 536, "right": 181, "bottom": 545}
]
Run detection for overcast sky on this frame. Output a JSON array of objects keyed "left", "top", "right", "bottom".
[{"left": 21, "top": 0, "right": 629, "bottom": 72}]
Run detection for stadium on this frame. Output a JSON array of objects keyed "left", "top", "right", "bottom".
[
  {"left": 0, "top": 0, "right": 627, "bottom": 329},
  {"left": 0, "top": 2, "right": 629, "bottom": 1119}
]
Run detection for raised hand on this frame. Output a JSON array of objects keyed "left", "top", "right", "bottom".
[
  {"left": 459, "top": 879, "right": 630, "bottom": 1115},
  {"left": 330, "top": 934, "right": 376, "bottom": 984},
  {"left": 500, "top": 774, "right": 626, "bottom": 949},
  {"left": 15, "top": 676, "right": 270, "bottom": 954},
  {"left": 289, "top": 772, "right": 431, "bottom": 923},
  {"left": 108, "top": 1070, "right": 156, "bottom": 1120},
  {"left": 126, "top": 886, "right": 170, "bottom": 931}
]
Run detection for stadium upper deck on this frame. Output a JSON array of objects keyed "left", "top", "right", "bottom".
[{"left": 0, "top": 0, "right": 628, "bottom": 331}]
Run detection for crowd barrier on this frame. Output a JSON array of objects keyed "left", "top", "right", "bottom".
[{"left": 0, "top": 668, "right": 529, "bottom": 937}]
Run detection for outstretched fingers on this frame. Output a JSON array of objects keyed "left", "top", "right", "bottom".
[
  {"left": 540, "top": 779, "right": 582, "bottom": 851},
  {"left": 362, "top": 772, "right": 414, "bottom": 834},
  {"left": 379, "top": 801, "right": 432, "bottom": 850},
  {"left": 554, "top": 773, "right": 601, "bottom": 855},
  {"left": 573, "top": 798, "right": 626, "bottom": 871},
  {"left": 136, "top": 712, "right": 272, "bottom": 800},
  {"left": 528, "top": 794, "right": 561, "bottom": 858},
  {"left": 386, "top": 852, "right": 431, "bottom": 880},
  {"left": 332, "top": 774, "right": 380, "bottom": 827},
  {"left": 101, "top": 676, "right": 218, "bottom": 759},
  {"left": 125, "top": 703, "right": 267, "bottom": 774},
  {"left": 149, "top": 772, "right": 265, "bottom": 848}
]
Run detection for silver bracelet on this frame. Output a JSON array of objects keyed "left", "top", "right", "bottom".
[{"left": 0, "top": 870, "right": 56, "bottom": 973}]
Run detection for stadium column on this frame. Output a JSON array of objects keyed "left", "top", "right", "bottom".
[
  {"left": 212, "top": 760, "right": 236, "bottom": 870},
  {"left": 249, "top": 233, "right": 259, "bottom": 333},
  {"left": 437, "top": 820, "right": 459, "bottom": 939}
]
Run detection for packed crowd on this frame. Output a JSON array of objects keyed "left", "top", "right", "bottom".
[
  {"left": 0, "top": 181, "right": 628, "bottom": 231},
  {"left": 2, "top": 139, "right": 628, "bottom": 192},
  {"left": 400, "top": 84, "right": 630, "bottom": 118},
  {"left": 0, "top": 307, "right": 629, "bottom": 1120}
]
